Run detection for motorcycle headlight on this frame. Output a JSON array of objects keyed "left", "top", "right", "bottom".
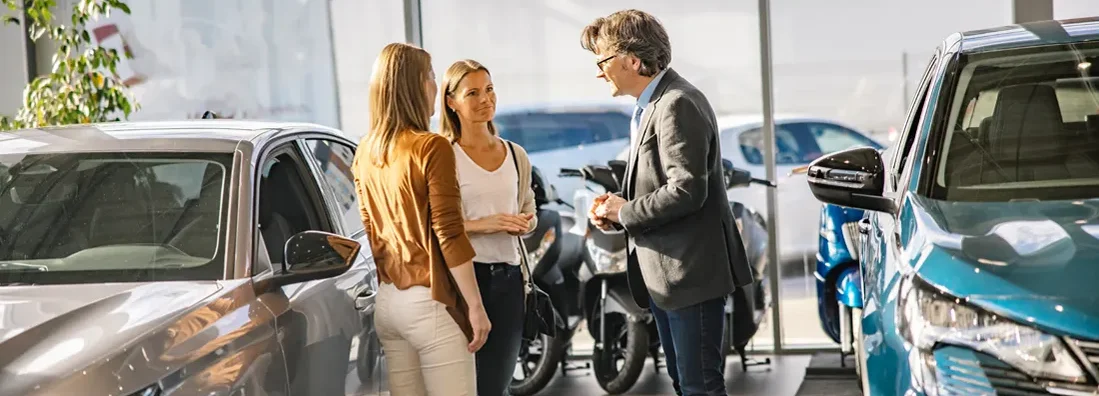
[
  {"left": 897, "top": 276, "right": 1087, "bottom": 383},
  {"left": 586, "top": 238, "right": 626, "bottom": 275},
  {"left": 527, "top": 228, "right": 556, "bottom": 265}
]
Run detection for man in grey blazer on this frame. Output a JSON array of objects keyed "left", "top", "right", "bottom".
[{"left": 582, "top": 9, "right": 755, "bottom": 396}]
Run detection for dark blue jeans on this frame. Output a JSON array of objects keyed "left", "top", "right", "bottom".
[
  {"left": 650, "top": 296, "right": 727, "bottom": 396},
  {"left": 473, "top": 262, "right": 525, "bottom": 396}
]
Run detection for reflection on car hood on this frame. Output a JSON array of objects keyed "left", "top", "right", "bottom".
[
  {"left": 0, "top": 281, "right": 225, "bottom": 395},
  {"left": 910, "top": 195, "right": 1099, "bottom": 340}
]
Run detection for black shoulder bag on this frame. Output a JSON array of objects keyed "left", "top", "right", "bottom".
[{"left": 507, "top": 141, "right": 564, "bottom": 341}]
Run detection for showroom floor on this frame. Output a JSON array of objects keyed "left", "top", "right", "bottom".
[{"left": 540, "top": 354, "right": 811, "bottom": 396}]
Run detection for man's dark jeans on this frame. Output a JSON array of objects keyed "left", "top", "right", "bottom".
[
  {"left": 474, "top": 262, "right": 525, "bottom": 396},
  {"left": 650, "top": 295, "right": 727, "bottom": 396}
]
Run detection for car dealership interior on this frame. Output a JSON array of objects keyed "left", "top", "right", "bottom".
[{"left": 2, "top": 0, "right": 1099, "bottom": 395}]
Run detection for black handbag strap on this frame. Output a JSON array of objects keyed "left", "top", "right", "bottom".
[{"left": 506, "top": 141, "right": 535, "bottom": 293}]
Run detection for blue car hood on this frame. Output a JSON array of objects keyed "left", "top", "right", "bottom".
[{"left": 909, "top": 195, "right": 1099, "bottom": 340}]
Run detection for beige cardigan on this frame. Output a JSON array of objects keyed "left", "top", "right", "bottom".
[{"left": 505, "top": 138, "right": 539, "bottom": 233}]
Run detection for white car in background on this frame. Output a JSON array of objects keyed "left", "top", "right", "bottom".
[{"left": 615, "top": 114, "right": 885, "bottom": 267}]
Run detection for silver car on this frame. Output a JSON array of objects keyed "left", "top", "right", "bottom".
[{"left": 0, "top": 121, "right": 385, "bottom": 396}]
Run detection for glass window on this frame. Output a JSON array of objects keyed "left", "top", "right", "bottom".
[
  {"left": 303, "top": 139, "right": 363, "bottom": 235},
  {"left": 493, "top": 111, "right": 631, "bottom": 154},
  {"left": 256, "top": 148, "right": 330, "bottom": 264},
  {"left": 89, "top": 0, "right": 340, "bottom": 128},
  {"left": 737, "top": 126, "right": 805, "bottom": 165},
  {"left": 738, "top": 123, "right": 881, "bottom": 166},
  {"left": 935, "top": 43, "right": 1099, "bottom": 201},
  {"left": 0, "top": 153, "right": 232, "bottom": 285},
  {"left": 804, "top": 123, "right": 881, "bottom": 154}
]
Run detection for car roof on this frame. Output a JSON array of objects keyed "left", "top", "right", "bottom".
[
  {"left": 0, "top": 120, "right": 346, "bottom": 154},
  {"left": 957, "top": 17, "right": 1099, "bottom": 53}
]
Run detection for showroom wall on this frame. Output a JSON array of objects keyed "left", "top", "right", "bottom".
[
  {"left": 1, "top": 0, "right": 342, "bottom": 129},
  {"left": 418, "top": 0, "right": 1014, "bottom": 144},
  {"left": 0, "top": 18, "right": 27, "bottom": 117}
]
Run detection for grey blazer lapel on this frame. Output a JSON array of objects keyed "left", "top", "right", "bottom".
[{"left": 624, "top": 68, "right": 678, "bottom": 199}]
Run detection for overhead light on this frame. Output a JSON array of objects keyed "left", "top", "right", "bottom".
[{"left": 1078, "top": 61, "right": 1091, "bottom": 70}]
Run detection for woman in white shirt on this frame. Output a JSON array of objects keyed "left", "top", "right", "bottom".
[{"left": 438, "top": 59, "right": 537, "bottom": 396}]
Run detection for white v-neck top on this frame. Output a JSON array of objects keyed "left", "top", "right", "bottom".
[{"left": 453, "top": 142, "right": 521, "bottom": 265}]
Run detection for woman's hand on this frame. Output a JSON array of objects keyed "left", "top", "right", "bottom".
[
  {"left": 467, "top": 303, "right": 492, "bottom": 353},
  {"left": 468, "top": 214, "right": 530, "bottom": 235},
  {"left": 508, "top": 213, "right": 536, "bottom": 236}
]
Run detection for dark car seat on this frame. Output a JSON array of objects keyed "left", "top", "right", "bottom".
[
  {"left": 980, "top": 84, "right": 1099, "bottom": 184},
  {"left": 86, "top": 165, "right": 150, "bottom": 247},
  {"left": 258, "top": 161, "right": 297, "bottom": 266},
  {"left": 168, "top": 165, "right": 225, "bottom": 258}
]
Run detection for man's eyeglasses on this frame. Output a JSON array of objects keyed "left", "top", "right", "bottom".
[{"left": 596, "top": 55, "right": 616, "bottom": 72}]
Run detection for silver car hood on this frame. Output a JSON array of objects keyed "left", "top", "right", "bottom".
[{"left": 0, "top": 280, "right": 261, "bottom": 396}]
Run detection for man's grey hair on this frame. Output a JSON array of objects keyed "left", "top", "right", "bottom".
[{"left": 580, "top": 9, "right": 671, "bottom": 77}]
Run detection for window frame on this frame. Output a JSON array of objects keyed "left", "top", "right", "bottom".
[
  {"left": 890, "top": 54, "right": 940, "bottom": 195},
  {"left": 250, "top": 139, "right": 336, "bottom": 278},
  {"left": 298, "top": 137, "right": 365, "bottom": 238}
]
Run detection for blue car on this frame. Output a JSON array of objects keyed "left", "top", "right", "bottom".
[
  {"left": 815, "top": 203, "right": 870, "bottom": 362},
  {"left": 807, "top": 18, "right": 1099, "bottom": 395}
]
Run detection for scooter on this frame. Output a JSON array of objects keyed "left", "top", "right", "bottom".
[
  {"left": 510, "top": 165, "right": 588, "bottom": 396},
  {"left": 560, "top": 158, "right": 775, "bottom": 395},
  {"left": 814, "top": 202, "right": 866, "bottom": 373}
]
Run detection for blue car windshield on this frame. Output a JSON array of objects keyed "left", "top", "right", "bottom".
[
  {"left": 934, "top": 42, "right": 1099, "bottom": 202},
  {"left": 0, "top": 152, "right": 232, "bottom": 285}
]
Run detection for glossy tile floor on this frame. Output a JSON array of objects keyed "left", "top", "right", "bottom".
[
  {"left": 355, "top": 354, "right": 811, "bottom": 395},
  {"left": 540, "top": 354, "right": 811, "bottom": 396}
]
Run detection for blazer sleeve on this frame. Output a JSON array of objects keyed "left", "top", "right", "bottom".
[
  {"left": 423, "top": 135, "right": 477, "bottom": 268},
  {"left": 514, "top": 143, "right": 539, "bottom": 233},
  {"left": 618, "top": 94, "right": 713, "bottom": 233}
]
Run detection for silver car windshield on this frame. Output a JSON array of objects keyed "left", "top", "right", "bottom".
[
  {"left": 935, "top": 43, "right": 1099, "bottom": 201},
  {"left": 0, "top": 152, "right": 231, "bottom": 284}
]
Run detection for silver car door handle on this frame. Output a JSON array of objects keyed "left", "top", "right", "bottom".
[{"left": 355, "top": 288, "right": 377, "bottom": 310}]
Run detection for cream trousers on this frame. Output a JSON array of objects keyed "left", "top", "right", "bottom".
[{"left": 376, "top": 282, "right": 476, "bottom": 396}]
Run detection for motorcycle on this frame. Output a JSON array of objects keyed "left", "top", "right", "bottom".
[
  {"left": 559, "top": 158, "right": 775, "bottom": 395},
  {"left": 510, "top": 165, "right": 588, "bottom": 396},
  {"left": 813, "top": 202, "right": 866, "bottom": 372}
]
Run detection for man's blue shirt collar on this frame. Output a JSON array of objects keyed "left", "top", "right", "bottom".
[{"left": 636, "top": 69, "right": 667, "bottom": 110}]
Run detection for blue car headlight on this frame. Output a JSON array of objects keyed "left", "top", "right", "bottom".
[{"left": 897, "top": 276, "right": 1087, "bottom": 383}]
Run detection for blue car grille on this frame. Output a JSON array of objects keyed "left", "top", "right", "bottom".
[{"left": 933, "top": 346, "right": 1099, "bottom": 395}]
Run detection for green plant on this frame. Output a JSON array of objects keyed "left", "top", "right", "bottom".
[{"left": 1, "top": 0, "right": 137, "bottom": 131}]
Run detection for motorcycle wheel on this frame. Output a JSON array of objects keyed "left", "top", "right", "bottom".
[
  {"left": 510, "top": 334, "right": 567, "bottom": 396},
  {"left": 592, "top": 313, "right": 648, "bottom": 395}
]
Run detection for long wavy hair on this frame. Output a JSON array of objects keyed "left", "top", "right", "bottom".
[{"left": 364, "top": 43, "right": 434, "bottom": 166}]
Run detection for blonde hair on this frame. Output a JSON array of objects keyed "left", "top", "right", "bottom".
[
  {"left": 438, "top": 59, "right": 496, "bottom": 142},
  {"left": 365, "top": 43, "right": 434, "bottom": 166}
]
